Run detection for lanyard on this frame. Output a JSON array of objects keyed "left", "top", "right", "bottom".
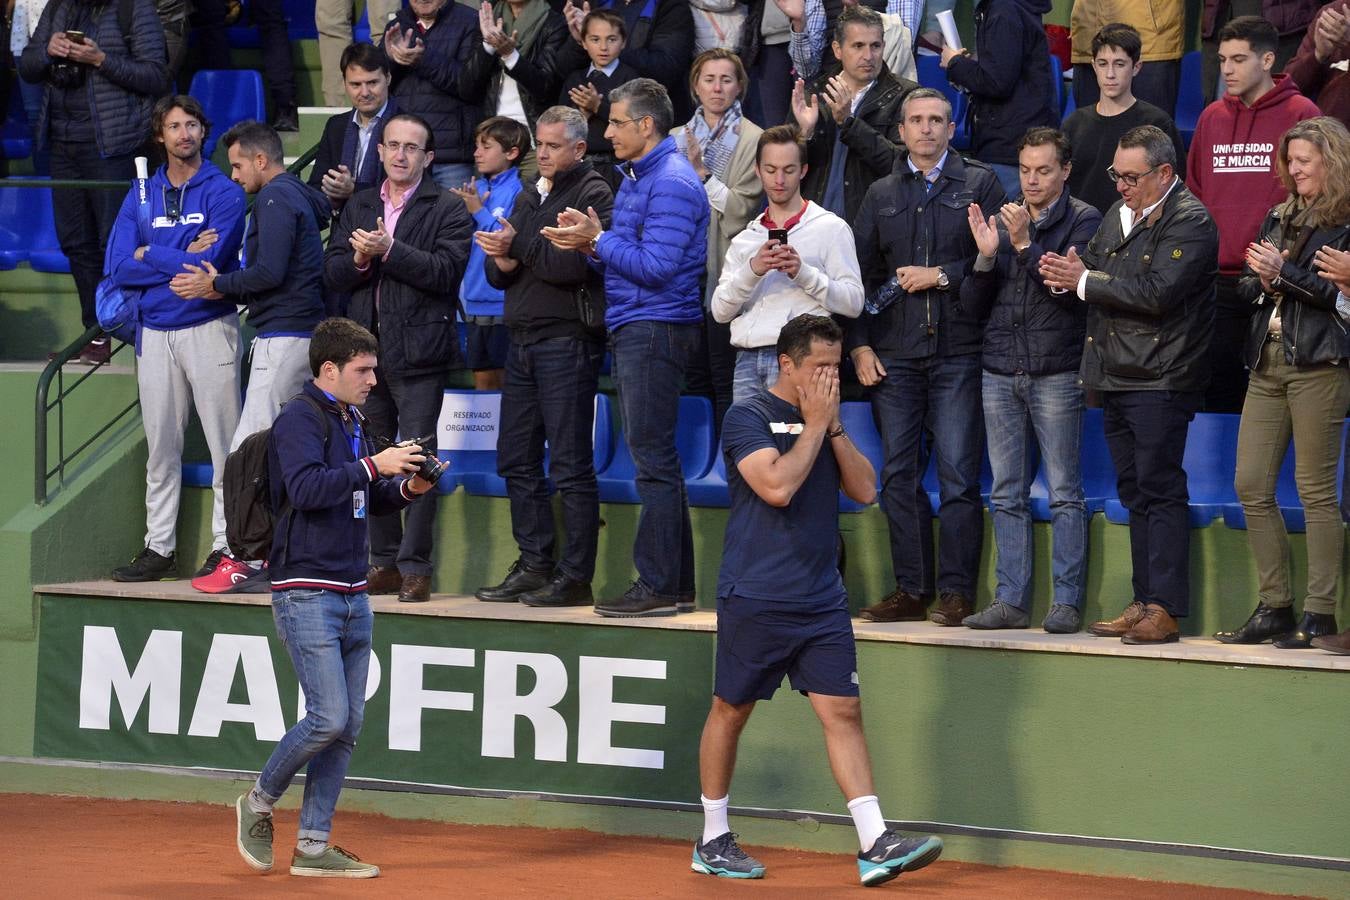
[{"left": 317, "top": 389, "right": 364, "bottom": 459}]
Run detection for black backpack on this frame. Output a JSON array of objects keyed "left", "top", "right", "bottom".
[{"left": 224, "top": 394, "right": 329, "bottom": 561}]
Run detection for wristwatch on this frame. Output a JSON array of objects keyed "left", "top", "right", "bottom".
[
  {"left": 936, "top": 267, "right": 949, "bottom": 289},
  {"left": 827, "top": 425, "right": 846, "bottom": 439},
  {"left": 589, "top": 230, "right": 604, "bottom": 254}
]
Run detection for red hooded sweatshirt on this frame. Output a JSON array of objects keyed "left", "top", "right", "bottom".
[{"left": 1186, "top": 74, "right": 1321, "bottom": 275}]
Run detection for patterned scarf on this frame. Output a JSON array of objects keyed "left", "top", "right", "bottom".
[{"left": 679, "top": 101, "right": 743, "bottom": 183}]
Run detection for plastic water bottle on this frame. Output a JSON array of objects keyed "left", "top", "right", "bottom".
[{"left": 864, "top": 275, "right": 904, "bottom": 315}]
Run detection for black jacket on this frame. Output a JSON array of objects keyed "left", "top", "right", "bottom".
[
  {"left": 487, "top": 161, "right": 614, "bottom": 342},
  {"left": 1080, "top": 181, "right": 1220, "bottom": 392},
  {"left": 945, "top": 0, "right": 1059, "bottom": 167},
  {"left": 1238, "top": 207, "right": 1350, "bottom": 368},
  {"left": 559, "top": 60, "right": 640, "bottom": 158},
  {"left": 307, "top": 98, "right": 400, "bottom": 213},
  {"left": 554, "top": 0, "right": 695, "bottom": 120},
  {"left": 388, "top": 3, "right": 481, "bottom": 165},
  {"left": 460, "top": 7, "right": 569, "bottom": 134},
  {"left": 849, "top": 152, "right": 1007, "bottom": 359},
  {"left": 800, "top": 67, "right": 915, "bottom": 223},
  {"left": 324, "top": 177, "right": 475, "bottom": 376},
  {"left": 213, "top": 173, "right": 330, "bottom": 334},
  {"left": 268, "top": 380, "right": 415, "bottom": 593},
  {"left": 967, "top": 190, "right": 1103, "bottom": 376}
]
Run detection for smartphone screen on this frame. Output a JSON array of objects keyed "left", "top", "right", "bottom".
[
  {"left": 65, "top": 30, "right": 86, "bottom": 43},
  {"left": 768, "top": 228, "right": 789, "bottom": 245}
]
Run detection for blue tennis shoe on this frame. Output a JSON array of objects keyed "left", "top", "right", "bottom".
[
  {"left": 857, "top": 829, "right": 943, "bottom": 886},
  {"left": 691, "top": 831, "right": 766, "bottom": 879}
]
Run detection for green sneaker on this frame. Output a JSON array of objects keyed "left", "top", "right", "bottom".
[
  {"left": 289, "top": 845, "right": 380, "bottom": 878},
  {"left": 235, "top": 794, "right": 273, "bottom": 872}
]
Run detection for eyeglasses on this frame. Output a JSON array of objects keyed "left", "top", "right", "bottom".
[
  {"left": 607, "top": 115, "right": 650, "bottom": 129},
  {"left": 382, "top": 140, "right": 426, "bottom": 155},
  {"left": 1106, "top": 165, "right": 1159, "bottom": 187},
  {"left": 164, "top": 185, "right": 183, "bottom": 221}
]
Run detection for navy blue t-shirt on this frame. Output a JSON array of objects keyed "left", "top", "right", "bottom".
[{"left": 716, "top": 390, "right": 845, "bottom": 608}]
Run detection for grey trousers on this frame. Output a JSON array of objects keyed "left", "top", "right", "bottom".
[
  {"left": 315, "top": 0, "right": 403, "bottom": 105},
  {"left": 138, "top": 317, "right": 242, "bottom": 556},
  {"left": 230, "top": 336, "right": 313, "bottom": 452}
]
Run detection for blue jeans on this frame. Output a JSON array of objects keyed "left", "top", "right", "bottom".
[
  {"left": 869, "top": 353, "right": 984, "bottom": 597},
  {"left": 731, "top": 346, "right": 780, "bottom": 403},
  {"left": 430, "top": 162, "right": 475, "bottom": 191},
  {"left": 610, "top": 320, "right": 700, "bottom": 597},
  {"left": 983, "top": 370, "right": 1088, "bottom": 610},
  {"left": 257, "top": 588, "right": 373, "bottom": 843},
  {"left": 498, "top": 335, "right": 605, "bottom": 580}
]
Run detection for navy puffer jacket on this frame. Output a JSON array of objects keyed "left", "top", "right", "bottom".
[
  {"left": 19, "top": 0, "right": 169, "bottom": 157},
  {"left": 387, "top": 3, "right": 482, "bottom": 165}
]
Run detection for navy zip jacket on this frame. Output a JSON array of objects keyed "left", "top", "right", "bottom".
[
  {"left": 965, "top": 189, "right": 1102, "bottom": 376},
  {"left": 944, "top": 0, "right": 1059, "bottom": 167},
  {"left": 849, "top": 152, "right": 1006, "bottom": 359},
  {"left": 213, "top": 172, "right": 330, "bottom": 335},
  {"left": 268, "top": 380, "right": 416, "bottom": 593}
]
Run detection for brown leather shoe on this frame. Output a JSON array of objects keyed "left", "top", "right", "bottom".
[
  {"left": 367, "top": 565, "right": 402, "bottom": 595},
  {"left": 929, "top": 591, "right": 974, "bottom": 626},
  {"left": 1088, "top": 600, "right": 1147, "bottom": 637},
  {"left": 1121, "top": 603, "right": 1179, "bottom": 644},
  {"left": 859, "top": 588, "right": 929, "bottom": 623},
  {"left": 1311, "top": 627, "right": 1350, "bottom": 655},
  {"left": 398, "top": 574, "right": 431, "bottom": 603}
]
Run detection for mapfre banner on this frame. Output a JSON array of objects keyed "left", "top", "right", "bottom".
[{"left": 36, "top": 596, "right": 710, "bottom": 801}]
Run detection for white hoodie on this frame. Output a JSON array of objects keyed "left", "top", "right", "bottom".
[{"left": 711, "top": 200, "right": 863, "bottom": 349}]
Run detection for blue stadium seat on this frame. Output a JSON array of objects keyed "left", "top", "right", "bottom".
[
  {"left": 1175, "top": 50, "right": 1204, "bottom": 150},
  {"left": 0, "top": 182, "right": 35, "bottom": 269},
  {"left": 2, "top": 82, "right": 32, "bottom": 162},
  {"left": 1220, "top": 422, "right": 1350, "bottom": 533},
  {"left": 181, "top": 462, "right": 214, "bottom": 488},
  {"left": 1104, "top": 412, "right": 1240, "bottom": 528},
  {"left": 285, "top": 0, "right": 320, "bottom": 39},
  {"left": 914, "top": 53, "right": 971, "bottom": 151},
  {"left": 687, "top": 446, "right": 729, "bottom": 508},
  {"left": 598, "top": 395, "right": 715, "bottom": 503},
  {"left": 1061, "top": 82, "right": 1076, "bottom": 118},
  {"left": 353, "top": 3, "right": 373, "bottom": 43},
  {"left": 189, "top": 70, "right": 266, "bottom": 158},
  {"left": 838, "top": 401, "right": 882, "bottom": 513},
  {"left": 1026, "top": 407, "right": 1116, "bottom": 521},
  {"left": 10, "top": 178, "right": 70, "bottom": 274}
]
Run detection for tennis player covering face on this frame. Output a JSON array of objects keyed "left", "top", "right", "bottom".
[{"left": 690, "top": 314, "right": 944, "bottom": 886}]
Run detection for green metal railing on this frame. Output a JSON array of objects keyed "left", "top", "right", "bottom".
[{"left": 29, "top": 143, "right": 322, "bottom": 504}]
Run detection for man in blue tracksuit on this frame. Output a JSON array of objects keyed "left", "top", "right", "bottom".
[
  {"left": 171, "top": 119, "right": 332, "bottom": 592},
  {"left": 104, "top": 94, "right": 246, "bottom": 585},
  {"left": 542, "top": 78, "right": 710, "bottom": 617},
  {"left": 234, "top": 317, "right": 437, "bottom": 879}
]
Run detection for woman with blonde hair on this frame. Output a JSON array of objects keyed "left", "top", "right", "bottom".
[
  {"left": 1217, "top": 116, "right": 1350, "bottom": 649},
  {"left": 673, "top": 47, "right": 765, "bottom": 427}
]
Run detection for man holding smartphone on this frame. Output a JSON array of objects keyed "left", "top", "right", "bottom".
[{"left": 711, "top": 125, "right": 864, "bottom": 402}]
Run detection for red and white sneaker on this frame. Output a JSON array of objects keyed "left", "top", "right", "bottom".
[{"left": 191, "top": 555, "right": 259, "bottom": 594}]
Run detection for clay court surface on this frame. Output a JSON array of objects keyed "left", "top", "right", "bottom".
[{"left": 2, "top": 794, "right": 1301, "bottom": 898}]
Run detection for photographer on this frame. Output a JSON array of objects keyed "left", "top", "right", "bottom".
[
  {"left": 233, "top": 317, "right": 442, "bottom": 880},
  {"left": 19, "top": 0, "right": 169, "bottom": 364}
]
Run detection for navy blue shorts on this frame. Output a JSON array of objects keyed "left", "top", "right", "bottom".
[
  {"left": 464, "top": 321, "right": 509, "bottom": 370},
  {"left": 714, "top": 594, "right": 859, "bottom": 704}
]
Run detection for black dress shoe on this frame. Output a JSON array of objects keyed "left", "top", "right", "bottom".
[
  {"left": 1273, "top": 612, "right": 1338, "bottom": 649},
  {"left": 474, "top": 559, "right": 552, "bottom": 602},
  {"left": 272, "top": 106, "right": 299, "bottom": 132},
  {"left": 595, "top": 581, "right": 677, "bottom": 618},
  {"left": 520, "top": 574, "right": 593, "bottom": 608},
  {"left": 1214, "top": 602, "right": 1296, "bottom": 644}
]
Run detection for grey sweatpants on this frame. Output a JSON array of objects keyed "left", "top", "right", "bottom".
[
  {"left": 230, "top": 335, "right": 313, "bottom": 452},
  {"left": 138, "top": 317, "right": 242, "bottom": 556}
]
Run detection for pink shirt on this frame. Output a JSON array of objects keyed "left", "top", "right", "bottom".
[{"left": 355, "top": 176, "right": 421, "bottom": 308}]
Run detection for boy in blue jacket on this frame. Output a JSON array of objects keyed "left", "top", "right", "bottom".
[
  {"left": 105, "top": 95, "right": 247, "bottom": 585},
  {"left": 234, "top": 317, "right": 439, "bottom": 879},
  {"left": 450, "top": 116, "right": 530, "bottom": 390},
  {"left": 172, "top": 119, "right": 333, "bottom": 593}
]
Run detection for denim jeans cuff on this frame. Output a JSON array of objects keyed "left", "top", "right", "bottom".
[{"left": 297, "top": 827, "right": 330, "bottom": 843}]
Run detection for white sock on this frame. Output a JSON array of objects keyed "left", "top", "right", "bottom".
[
  {"left": 246, "top": 785, "right": 273, "bottom": 816},
  {"left": 847, "top": 795, "right": 886, "bottom": 851},
  {"left": 296, "top": 838, "right": 327, "bottom": 857},
  {"left": 701, "top": 794, "right": 730, "bottom": 844}
]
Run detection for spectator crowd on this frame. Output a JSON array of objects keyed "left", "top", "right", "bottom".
[{"left": 8, "top": 0, "right": 1350, "bottom": 657}]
